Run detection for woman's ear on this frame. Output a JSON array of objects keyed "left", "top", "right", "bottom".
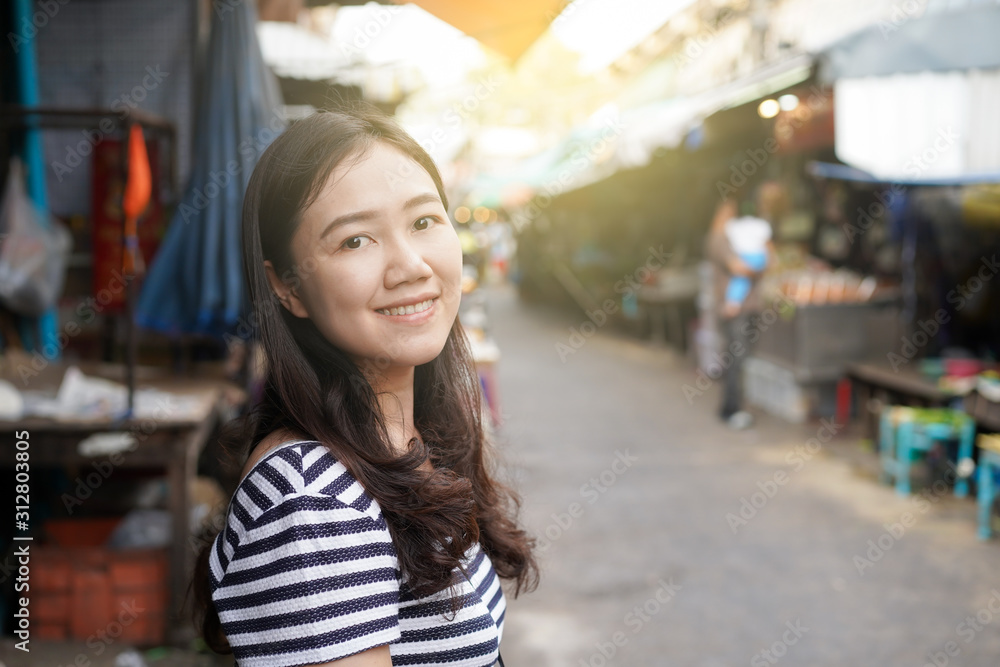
[{"left": 263, "top": 260, "right": 309, "bottom": 319}]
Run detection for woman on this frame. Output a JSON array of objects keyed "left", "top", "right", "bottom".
[{"left": 191, "top": 106, "right": 538, "bottom": 667}]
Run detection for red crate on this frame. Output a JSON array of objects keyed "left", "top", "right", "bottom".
[
  {"left": 35, "top": 622, "right": 69, "bottom": 641},
  {"left": 33, "top": 550, "right": 72, "bottom": 593},
  {"left": 30, "top": 544, "right": 168, "bottom": 646},
  {"left": 44, "top": 517, "right": 121, "bottom": 547},
  {"left": 30, "top": 593, "right": 71, "bottom": 623},
  {"left": 109, "top": 549, "right": 168, "bottom": 591},
  {"left": 70, "top": 568, "right": 115, "bottom": 640}
]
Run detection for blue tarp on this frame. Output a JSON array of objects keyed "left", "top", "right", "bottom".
[{"left": 136, "top": 0, "right": 285, "bottom": 337}]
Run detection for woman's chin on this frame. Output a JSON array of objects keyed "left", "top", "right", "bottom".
[{"left": 357, "top": 341, "right": 449, "bottom": 372}]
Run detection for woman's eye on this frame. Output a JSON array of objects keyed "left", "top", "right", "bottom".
[
  {"left": 341, "top": 235, "right": 372, "bottom": 250},
  {"left": 414, "top": 216, "right": 436, "bottom": 231}
]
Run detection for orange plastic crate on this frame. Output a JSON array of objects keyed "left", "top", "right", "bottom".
[
  {"left": 109, "top": 549, "right": 168, "bottom": 590},
  {"left": 30, "top": 593, "right": 71, "bottom": 623},
  {"left": 44, "top": 517, "right": 121, "bottom": 547},
  {"left": 31, "top": 542, "right": 168, "bottom": 645},
  {"left": 70, "top": 568, "right": 115, "bottom": 640},
  {"left": 33, "top": 550, "right": 72, "bottom": 593},
  {"left": 35, "top": 622, "right": 69, "bottom": 641}
]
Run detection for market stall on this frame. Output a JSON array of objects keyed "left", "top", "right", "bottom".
[{"left": 0, "top": 352, "right": 244, "bottom": 643}]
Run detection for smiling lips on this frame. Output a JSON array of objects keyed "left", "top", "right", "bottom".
[{"left": 375, "top": 298, "right": 436, "bottom": 317}]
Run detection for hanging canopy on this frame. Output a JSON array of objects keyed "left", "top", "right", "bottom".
[
  {"left": 817, "top": 4, "right": 1000, "bottom": 82},
  {"left": 136, "top": 0, "right": 285, "bottom": 337},
  {"left": 806, "top": 160, "right": 1000, "bottom": 186},
  {"left": 398, "top": 0, "right": 565, "bottom": 61}
]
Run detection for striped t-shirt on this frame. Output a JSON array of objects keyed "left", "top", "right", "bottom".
[{"left": 209, "top": 440, "right": 506, "bottom": 667}]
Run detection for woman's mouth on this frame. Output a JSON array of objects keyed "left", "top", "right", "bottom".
[{"left": 375, "top": 297, "right": 437, "bottom": 318}]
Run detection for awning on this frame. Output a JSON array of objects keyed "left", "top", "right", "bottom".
[
  {"left": 401, "top": 0, "right": 565, "bottom": 61},
  {"left": 806, "top": 160, "right": 1000, "bottom": 186},
  {"left": 833, "top": 68, "right": 1000, "bottom": 181},
  {"left": 817, "top": 4, "right": 1000, "bottom": 82}
]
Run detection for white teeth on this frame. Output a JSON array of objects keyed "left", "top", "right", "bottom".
[{"left": 377, "top": 298, "right": 434, "bottom": 316}]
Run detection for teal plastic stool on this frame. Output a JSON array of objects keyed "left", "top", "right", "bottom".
[
  {"left": 977, "top": 440, "right": 1000, "bottom": 540},
  {"left": 880, "top": 407, "right": 975, "bottom": 497},
  {"left": 878, "top": 407, "right": 904, "bottom": 486}
]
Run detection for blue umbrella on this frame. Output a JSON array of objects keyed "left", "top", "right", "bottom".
[{"left": 137, "top": 0, "right": 284, "bottom": 336}]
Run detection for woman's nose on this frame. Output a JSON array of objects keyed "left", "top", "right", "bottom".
[{"left": 384, "top": 233, "right": 432, "bottom": 284}]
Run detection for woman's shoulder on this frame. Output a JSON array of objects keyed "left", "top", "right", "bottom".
[{"left": 233, "top": 435, "right": 380, "bottom": 529}]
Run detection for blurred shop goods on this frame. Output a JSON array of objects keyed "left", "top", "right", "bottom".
[
  {"left": 0, "top": 157, "right": 72, "bottom": 317},
  {"left": 0, "top": 349, "right": 244, "bottom": 633},
  {"left": 460, "top": 265, "right": 501, "bottom": 428},
  {"left": 12, "top": 364, "right": 207, "bottom": 422},
  {"left": 769, "top": 269, "right": 881, "bottom": 305},
  {"left": 0, "top": 378, "right": 24, "bottom": 420},
  {"left": 114, "top": 650, "right": 149, "bottom": 667},
  {"left": 31, "top": 519, "right": 169, "bottom": 645},
  {"left": 108, "top": 509, "right": 172, "bottom": 549},
  {"left": 638, "top": 261, "right": 700, "bottom": 351},
  {"left": 122, "top": 123, "right": 153, "bottom": 280},
  {"left": 90, "top": 132, "right": 167, "bottom": 314}
]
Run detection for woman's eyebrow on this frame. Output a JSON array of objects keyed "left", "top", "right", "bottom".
[{"left": 319, "top": 192, "right": 443, "bottom": 240}]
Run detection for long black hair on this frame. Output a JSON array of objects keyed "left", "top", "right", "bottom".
[{"left": 191, "top": 105, "right": 538, "bottom": 653}]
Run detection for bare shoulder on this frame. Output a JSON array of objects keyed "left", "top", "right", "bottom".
[{"left": 239, "top": 428, "right": 313, "bottom": 482}]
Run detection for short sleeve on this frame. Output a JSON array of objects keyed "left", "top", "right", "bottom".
[{"left": 213, "top": 493, "right": 402, "bottom": 667}]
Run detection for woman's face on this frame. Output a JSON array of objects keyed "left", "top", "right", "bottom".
[{"left": 268, "top": 142, "right": 463, "bottom": 372}]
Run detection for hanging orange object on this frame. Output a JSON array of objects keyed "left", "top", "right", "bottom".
[{"left": 122, "top": 123, "right": 152, "bottom": 277}]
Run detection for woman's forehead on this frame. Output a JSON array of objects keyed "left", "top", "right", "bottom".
[{"left": 311, "top": 143, "right": 438, "bottom": 212}]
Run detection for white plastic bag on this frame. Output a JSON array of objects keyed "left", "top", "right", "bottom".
[{"left": 0, "top": 157, "right": 72, "bottom": 316}]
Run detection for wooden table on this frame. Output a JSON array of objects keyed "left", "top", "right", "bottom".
[
  {"left": 963, "top": 389, "right": 1000, "bottom": 432},
  {"left": 846, "top": 362, "right": 1000, "bottom": 436},
  {"left": 845, "top": 362, "right": 960, "bottom": 440},
  {"left": 0, "top": 365, "right": 241, "bottom": 640}
]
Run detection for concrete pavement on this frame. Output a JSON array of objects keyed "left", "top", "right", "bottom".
[{"left": 486, "top": 282, "right": 1000, "bottom": 667}]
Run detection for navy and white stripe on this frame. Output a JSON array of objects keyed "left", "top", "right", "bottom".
[{"left": 209, "top": 440, "right": 506, "bottom": 667}]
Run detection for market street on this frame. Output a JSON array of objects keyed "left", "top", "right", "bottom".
[{"left": 487, "top": 281, "right": 1000, "bottom": 666}]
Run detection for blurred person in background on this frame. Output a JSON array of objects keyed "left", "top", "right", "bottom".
[{"left": 705, "top": 182, "right": 786, "bottom": 430}]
